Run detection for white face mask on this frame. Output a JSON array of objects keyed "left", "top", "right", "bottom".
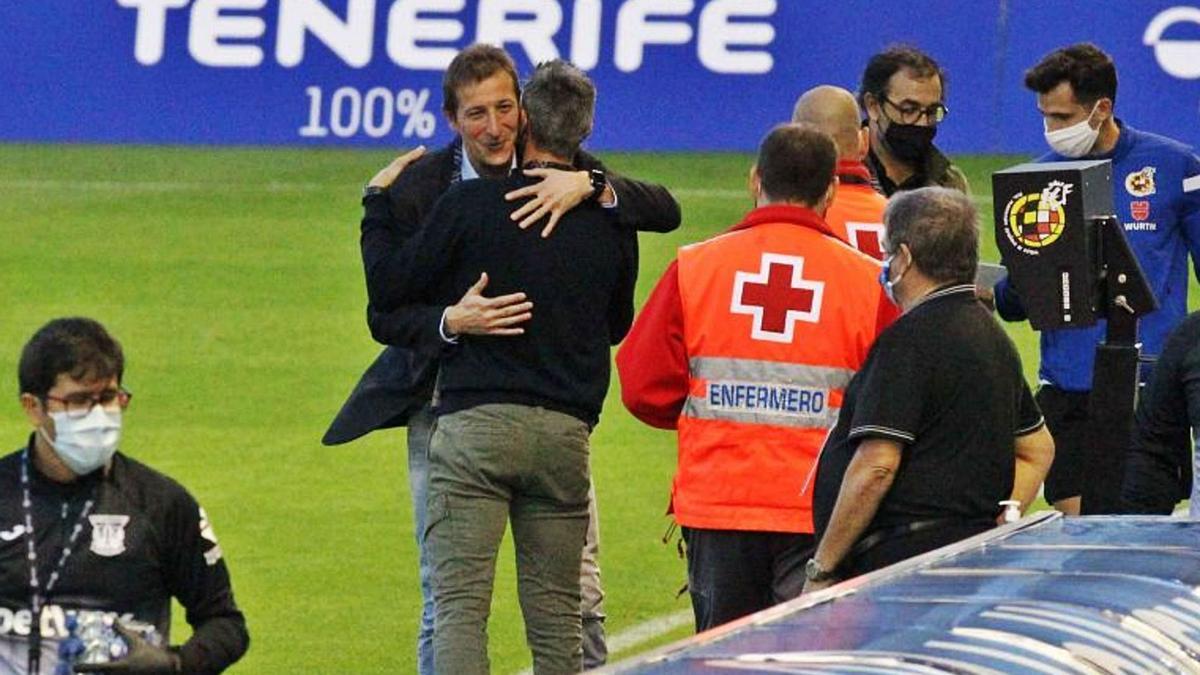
[
  {"left": 40, "top": 406, "right": 121, "bottom": 476},
  {"left": 1043, "top": 102, "right": 1101, "bottom": 158}
]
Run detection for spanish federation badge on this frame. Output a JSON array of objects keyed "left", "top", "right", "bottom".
[{"left": 1125, "top": 166, "right": 1157, "bottom": 197}]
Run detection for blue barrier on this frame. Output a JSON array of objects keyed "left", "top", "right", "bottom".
[{"left": 1, "top": 1, "right": 1197, "bottom": 153}]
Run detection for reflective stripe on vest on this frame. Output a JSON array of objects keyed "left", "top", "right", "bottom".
[{"left": 682, "top": 356, "right": 853, "bottom": 429}]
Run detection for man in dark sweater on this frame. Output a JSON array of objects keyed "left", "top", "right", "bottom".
[
  {"left": 375, "top": 59, "right": 636, "bottom": 674},
  {"left": 326, "top": 44, "right": 678, "bottom": 672}
]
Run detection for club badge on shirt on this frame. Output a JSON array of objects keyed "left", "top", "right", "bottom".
[{"left": 88, "top": 514, "right": 130, "bottom": 557}]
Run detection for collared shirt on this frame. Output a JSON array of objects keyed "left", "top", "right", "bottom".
[
  {"left": 458, "top": 150, "right": 516, "bottom": 182},
  {"left": 813, "top": 283, "right": 1043, "bottom": 539},
  {"left": 865, "top": 143, "right": 969, "bottom": 196}
]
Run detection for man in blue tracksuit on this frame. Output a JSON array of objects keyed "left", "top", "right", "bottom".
[{"left": 994, "top": 43, "right": 1200, "bottom": 515}]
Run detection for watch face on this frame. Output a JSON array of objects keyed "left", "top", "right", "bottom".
[{"left": 805, "top": 558, "right": 829, "bottom": 581}]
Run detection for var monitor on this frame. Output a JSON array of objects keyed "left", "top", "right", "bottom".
[{"left": 992, "top": 160, "right": 1114, "bottom": 331}]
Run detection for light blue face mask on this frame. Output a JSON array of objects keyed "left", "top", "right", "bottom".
[
  {"left": 39, "top": 406, "right": 122, "bottom": 476},
  {"left": 878, "top": 254, "right": 905, "bottom": 305}
]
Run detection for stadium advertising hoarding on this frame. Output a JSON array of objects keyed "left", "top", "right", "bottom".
[{"left": 1, "top": 1, "right": 1198, "bottom": 153}]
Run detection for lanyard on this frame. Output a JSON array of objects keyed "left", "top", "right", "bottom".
[{"left": 20, "top": 448, "right": 96, "bottom": 675}]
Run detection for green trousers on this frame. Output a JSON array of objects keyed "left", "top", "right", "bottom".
[{"left": 426, "top": 404, "right": 591, "bottom": 675}]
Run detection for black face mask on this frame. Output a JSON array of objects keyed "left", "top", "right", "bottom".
[{"left": 882, "top": 122, "right": 937, "bottom": 164}]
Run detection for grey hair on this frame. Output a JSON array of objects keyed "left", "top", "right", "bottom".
[
  {"left": 522, "top": 60, "right": 595, "bottom": 159},
  {"left": 883, "top": 187, "right": 979, "bottom": 284}
]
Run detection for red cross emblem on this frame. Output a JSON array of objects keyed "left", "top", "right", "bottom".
[
  {"left": 730, "top": 253, "right": 824, "bottom": 343},
  {"left": 846, "top": 221, "right": 886, "bottom": 260}
]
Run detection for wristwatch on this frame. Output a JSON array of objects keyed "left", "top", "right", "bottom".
[
  {"left": 805, "top": 557, "right": 836, "bottom": 583},
  {"left": 362, "top": 184, "right": 386, "bottom": 201},
  {"left": 588, "top": 169, "right": 607, "bottom": 202}
]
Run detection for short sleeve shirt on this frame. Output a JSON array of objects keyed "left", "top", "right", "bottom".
[{"left": 813, "top": 284, "right": 1044, "bottom": 539}]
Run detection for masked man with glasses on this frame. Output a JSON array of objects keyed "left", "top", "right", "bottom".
[
  {"left": 0, "top": 318, "right": 248, "bottom": 674},
  {"left": 859, "top": 45, "right": 968, "bottom": 196}
]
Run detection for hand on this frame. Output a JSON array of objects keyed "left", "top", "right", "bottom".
[
  {"left": 444, "top": 273, "right": 533, "bottom": 337},
  {"left": 367, "top": 145, "right": 427, "bottom": 189},
  {"left": 802, "top": 577, "right": 836, "bottom": 595},
  {"left": 504, "top": 168, "right": 593, "bottom": 238},
  {"left": 73, "top": 622, "right": 181, "bottom": 674}
]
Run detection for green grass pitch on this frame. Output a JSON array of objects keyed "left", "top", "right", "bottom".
[{"left": 0, "top": 144, "right": 1183, "bottom": 673}]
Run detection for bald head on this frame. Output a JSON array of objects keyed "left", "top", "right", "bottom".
[{"left": 792, "top": 85, "right": 865, "bottom": 160}]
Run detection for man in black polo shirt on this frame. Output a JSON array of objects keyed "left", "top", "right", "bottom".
[
  {"left": 369, "top": 59, "right": 635, "bottom": 674},
  {"left": 806, "top": 187, "right": 1053, "bottom": 590}
]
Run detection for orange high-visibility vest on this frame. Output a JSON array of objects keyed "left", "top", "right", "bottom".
[
  {"left": 825, "top": 160, "right": 889, "bottom": 260},
  {"left": 673, "top": 204, "right": 891, "bottom": 533}
]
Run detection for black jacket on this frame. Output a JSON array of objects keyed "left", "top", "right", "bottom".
[
  {"left": 1121, "top": 312, "right": 1200, "bottom": 513},
  {"left": 324, "top": 139, "right": 680, "bottom": 444},
  {"left": 0, "top": 445, "right": 248, "bottom": 674},
  {"left": 866, "top": 144, "right": 970, "bottom": 196}
]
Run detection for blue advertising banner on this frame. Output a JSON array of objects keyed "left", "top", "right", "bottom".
[{"left": 1, "top": 1, "right": 1198, "bottom": 153}]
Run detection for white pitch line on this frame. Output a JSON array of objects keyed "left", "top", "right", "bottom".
[
  {"left": 0, "top": 178, "right": 337, "bottom": 193},
  {"left": 0, "top": 179, "right": 997, "bottom": 206},
  {"left": 511, "top": 608, "right": 693, "bottom": 675},
  {"left": 670, "top": 188, "right": 747, "bottom": 200},
  {"left": 4, "top": 179, "right": 747, "bottom": 198},
  {"left": 606, "top": 608, "right": 693, "bottom": 653}
]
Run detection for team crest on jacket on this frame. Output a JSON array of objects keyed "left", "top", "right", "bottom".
[
  {"left": 730, "top": 253, "right": 824, "bottom": 343},
  {"left": 88, "top": 514, "right": 130, "bottom": 557},
  {"left": 1125, "top": 166, "right": 1157, "bottom": 197}
]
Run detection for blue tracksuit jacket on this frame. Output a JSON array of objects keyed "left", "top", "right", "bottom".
[{"left": 995, "top": 121, "right": 1200, "bottom": 391}]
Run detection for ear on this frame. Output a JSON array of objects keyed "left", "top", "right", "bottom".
[
  {"left": 863, "top": 93, "right": 881, "bottom": 123},
  {"left": 444, "top": 109, "right": 460, "bottom": 135},
  {"left": 1095, "top": 97, "right": 1115, "bottom": 123},
  {"left": 20, "top": 393, "right": 44, "bottom": 429},
  {"left": 898, "top": 242, "right": 915, "bottom": 271},
  {"left": 856, "top": 126, "right": 870, "bottom": 160},
  {"left": 748, "top": 164, "right": 762, "bottom": 202},
  {"left": 822, "top": 176, "right": 839, "bottom": 213}
]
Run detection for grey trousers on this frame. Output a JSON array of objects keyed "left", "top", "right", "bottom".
[
  {"left": 581, "top": 483, "right": 606, "bottom": 669},
  {"left": 426, "top": 404, "right": 591, "bottom": 675}
]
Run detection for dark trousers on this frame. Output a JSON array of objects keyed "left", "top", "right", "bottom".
[
  {"left": 681, "top": 527, "right": 814, "bottom": 632},
  {"left": 839, "top": 521, "right": 992, "bottom": 578},
  {"left": 1037, "top": 385, "right": 1091, "bottom": 503}
]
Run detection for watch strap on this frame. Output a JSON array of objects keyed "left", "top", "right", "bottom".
[{"left": 588, "top": 169, "right": 607, "bottom": 202}]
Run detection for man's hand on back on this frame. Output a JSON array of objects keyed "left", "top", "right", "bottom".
[
  {"left": 505, "top": 168, "right": 602, "bottom": 238},
  {"left": 367, "top": 145, "right": 427, "bottom": 189},
  {"left": 444, "top": 272, "right": 534, "bottom": 337}
]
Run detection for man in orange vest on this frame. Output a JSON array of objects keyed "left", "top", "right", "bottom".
[
  {"left": 793, "top": 85, "right": 889, "bottom": 260},
  {"left": 616, "top": 124, "right": 898, "bottom": 631}
]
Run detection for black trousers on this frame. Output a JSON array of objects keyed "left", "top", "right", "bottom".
[
  {"left": 839, "top": 521, "right": 992, "bottom": 578},
  {"left": 681, "top": 527, "right": 814, "bottom": 632},
  {"left": 1037, "top": 385, "right": 1091, "bottom": 503}
]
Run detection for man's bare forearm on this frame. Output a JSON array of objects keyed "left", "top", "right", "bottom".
[
  {"left": 811, "top": 439, "right": 901, "bottom": 572},
  {"left": 1010, "top": 426, "right": 1054, "bottom": 512}
]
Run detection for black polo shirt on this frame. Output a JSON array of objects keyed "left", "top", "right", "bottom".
[{"left": 813, "top": 284, "right": 1044, "bottom": 540}]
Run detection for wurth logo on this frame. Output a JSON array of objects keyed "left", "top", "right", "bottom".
[{"left": 730, "top": 253, "right": 824, "bottom": 343}]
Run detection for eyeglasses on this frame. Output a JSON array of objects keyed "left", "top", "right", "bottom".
[
  {"left": 881, "top": 95, "right": 948, "bottom": 125},
  {"left": 42, "top": 388, "right": 132, "bottom": 419}
]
